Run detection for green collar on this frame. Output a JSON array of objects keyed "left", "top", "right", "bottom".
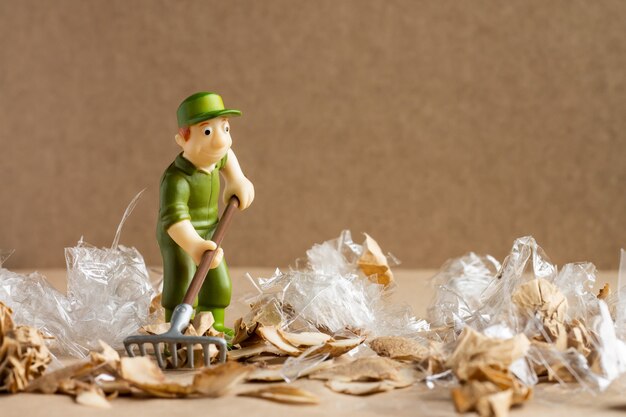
[
  {"left": 174, "top": 153, "right": 199, "bottom": 176},
  {"left": 174, "top": 153, "right": 223, "bottom": 175}
]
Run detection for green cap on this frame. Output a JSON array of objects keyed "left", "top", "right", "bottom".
[{"left": 176, "top": 92, "right": 241, "bottom": 128}]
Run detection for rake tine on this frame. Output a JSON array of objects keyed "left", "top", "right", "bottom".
[
  {"left": 139, "top": 343, "right": 147, "bottom": 356},
  {"left": 153, "top": 343, "right": 165, "bottom": 369},
  {"left": 187, "top": 344, "right": 195, "bottom": 368},
  {"left": 203, "top": 344, "right": 212, "bottom": 367},
  {"left": 217, "top": 340, "right": 227, "bottom": 363},
  {"left": 171, "top": 343, "right": 178, "bottom": 368},
  {"left": 125, "top": 343, "right": 136, "bottom": 357}
]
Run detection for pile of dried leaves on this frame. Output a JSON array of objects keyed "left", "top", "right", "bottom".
[
  {"left": 0, "top": 302, "right": 51, "bottom": 393},
  {"left": 0, "top": 302, "right": 251, "bottom": 407},
  {"left": 25, "top": 340, "right": 251, "bottom": 408},
  {"left": 26, "top": 343, "right": 251, "bottom": 408}
]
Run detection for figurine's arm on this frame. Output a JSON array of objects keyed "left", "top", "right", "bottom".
[
  {"left": 160, "top": 173, "right": 222, "bottom": 267},
  {"left": 167, "top": 221, "right": 223, "bottom": 267},
  {"left": 221, "top": 149, "right": 255, "bottom": 210}
]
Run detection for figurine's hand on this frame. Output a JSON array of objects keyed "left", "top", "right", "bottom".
[
  {"left": 210, "top": 247, "right": 224, "bottom": 269},
  {"left": 224, "top": 176, "right": 255, "bottom": 210},
  {"left": 190, "top": 240, "right": 224, "bottom": 268}
]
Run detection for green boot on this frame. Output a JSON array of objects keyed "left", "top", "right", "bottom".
[
  {"left": 197, "top": 306, "right": 234, "bottom": 337},
  {"left": 165, "top": 308, "right": 173, "bottom": 323}
]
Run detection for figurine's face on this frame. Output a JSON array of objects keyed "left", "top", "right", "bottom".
[{"left": 176, "top": 117, "right": 232, "bottom": 167}]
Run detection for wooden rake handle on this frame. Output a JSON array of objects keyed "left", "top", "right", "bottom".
[{"left": 182, "top": 196, "right": 240, "bottom": 305}]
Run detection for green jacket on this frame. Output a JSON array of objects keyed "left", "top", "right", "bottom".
[{"left": 157, "top": 152, "right": 228, "bottom": 245}]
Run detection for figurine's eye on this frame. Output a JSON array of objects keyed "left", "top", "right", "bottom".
[
  {"left": 203, "top": 127, "right": 212, "bottom": 136},
  {"left": 224, "top": 124, "right": 230, "bottom": 133}
]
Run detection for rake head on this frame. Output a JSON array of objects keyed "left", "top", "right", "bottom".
[{"left": 124, "top": 304, "right": 227, "bottom": 369}]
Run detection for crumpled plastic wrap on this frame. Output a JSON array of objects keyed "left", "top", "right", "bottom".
[
  {"left": 427, "top": 236, "right": 626, "bottom": 393},
  {"left": 427, "top": 252, "right": 501, "bottom": 330},
  {"left": 613, "top": 248, "right": 626, "bottom": 339},
  {"left": 246, "top": 230, "right": 428, "bottom": 339},
  {"left": 0, "top": 192, "right": 156, "bottom": 357}
]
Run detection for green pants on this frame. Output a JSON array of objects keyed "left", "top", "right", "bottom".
[{"left": 159, "top": 228, "right": 232, "bottom": 313}]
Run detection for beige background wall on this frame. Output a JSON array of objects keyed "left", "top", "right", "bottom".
[{"left": 0, "top": 0, "right": 624, "bottom": 270}]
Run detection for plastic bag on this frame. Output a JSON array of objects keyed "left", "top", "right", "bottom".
[{"left": 0, "top": 191, "right": 155, "bottom": 357}]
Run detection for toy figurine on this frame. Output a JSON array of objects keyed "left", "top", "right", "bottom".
[{"left": 156, "top": 92, "right": 254, "bottom": 336}]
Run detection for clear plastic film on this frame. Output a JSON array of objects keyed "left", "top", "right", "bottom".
[
  {"left": 427, "top": 236, "right": 626, "bottom": 393},
  {"left": 280, "top": 345, "right": 330, "bottom": 383},
  {"left": 249, "top": 230, "right": 428, "bottom": 339},
  {"left": 613, "top": 249, "right": 626, "bottom": 338},
  {"left": 0, "top": 191, "right": 156, "bottom": 357},
  {"left": 472, "top": 236, "right": 559, "bottom": 333},
  {"left": 426, "top": 252, "right": 501, "bottom": 330}
]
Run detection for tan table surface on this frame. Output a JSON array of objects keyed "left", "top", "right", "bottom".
[{"left": 2, "top": 267, "right": 625, "bottom": 417}]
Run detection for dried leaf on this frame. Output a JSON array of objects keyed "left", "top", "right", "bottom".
[
  {"left": 184, "top": 324, "right": 199, "bottom": 336},
  {"left": 310, "top": 336, "right": 366, "bottom": 358},
  {"left": 90, "top": 340, "right": 120, "bottom": 366},
  {"left": 311, "top": 356, "right": 416, "bottom": 388},
  {"left": 257, "top": 326, "right": 300, "bottom": 355},
  {"left": 175, "top": 344, "right": 219, "bottom": 368},
  {"left": 480, "top": 389, "right": 513, "bottom": 417},
  {"left": 192, "top": 361, "right": 251, "bottom": 397},
  {"left": 140, "top": 322, "right": 171, "bottom": 335},
  {"left": 96, "top": 378, "right": 132, "bottom": 395},
  {"left": 0, "top": 318, "right": 52, "bottom": 393},
  {"left": 326, "top": 379, "right": 396, "bottom": 395},
  {"left": 448, "top": 328, "right": 533, "bottom": 417},
  {"left": 246, "top": 298, "right": 285, "bottom": 328},
  {"left": 567, "top": 320, "right": 592, "bottom": 357},
  {"left": 512, "top": 279, "right": 568, "bottom": 323},
  {"left": 247, "top": 359, "right": 335, "bottom": 382},
  {"left": 193, "top": 311, "right": 215, "bottom": 336},
  {"left": 0, "top": 302, "right": 14, "bottom": 334},
  {"left": 76, "top": 387, "right": 111, "bottom": 409},
  {"left": 27, "top": 360, "right": 101, "bottom": 394},
  {"left": 239, "top": 385, "right": 319, "bottom": 404},
  {"left": 244, "top": 354, "right": 289, "bottom": 365},
  {"left": 597, "top": 283, "right": 610, "bottom": 300},
  {"left": 446, "top": 328, "right": 530, "bottom": 381},
  {"left": 118, "top": 356, "right": 193, "bottom": 397},
  {"left": 149, "top": 293, "right": 163, "bottom": 316},
  {"left": 369, "top": 336, "right": 430, "bottom": 362},
  {"left": 277, "top": 329, "right": 331, "bottom": 347},
  {"left": 119, "top": 356, "right": 165, "bottom": 386},
  {"left": 452, "top": 380, "right": 530, "bottom": 417},
  {"left": 246, "top": 364, "right": 285, "bottom": 382},
  {"left": 357, "top": 234, "right": 394, "bottom": 286},
  {"left": 229, "top": 341, "right": 286, "bottom": 361},
  {"left": 231, "top": 317, "right": 259, "bottom": 346}
]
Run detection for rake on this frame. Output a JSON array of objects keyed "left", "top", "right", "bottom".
[{"left": 124, "top": 196, "right": 240, "bottom": 369}]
